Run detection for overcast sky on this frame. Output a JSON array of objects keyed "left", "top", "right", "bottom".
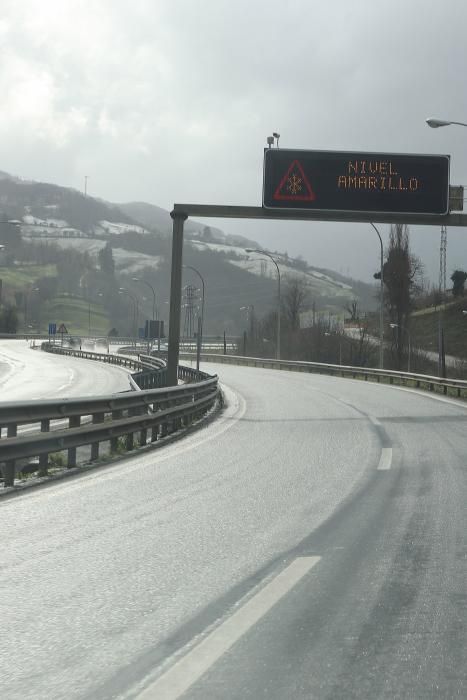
[{"left": 1, "top": 0, "right": 467, "bottom": 282}]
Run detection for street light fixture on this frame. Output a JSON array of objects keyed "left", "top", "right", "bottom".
[
  {"left": 389, "top": 322, "right": 411, "bottom": 372},
  {"left": 426, "top": 118, "right": 467, "bottom": 129},
  {"left": 246, "top": 249, "right": 281, "bottom": 360}
]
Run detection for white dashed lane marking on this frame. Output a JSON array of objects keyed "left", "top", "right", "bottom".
[{"left": 137, "top": 556, "right": 321, "bottom": 700}]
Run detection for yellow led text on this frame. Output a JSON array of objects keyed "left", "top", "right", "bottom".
[{"left": 337, "top": 161, "right": 419, "bottom": 192}]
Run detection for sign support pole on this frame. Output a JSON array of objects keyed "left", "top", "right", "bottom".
[
  {"left": 370, "top": 223, "right": 384, "bottom": 369},
  {"left": 167, "top": 211, "right": 187, "bottom": 386}
]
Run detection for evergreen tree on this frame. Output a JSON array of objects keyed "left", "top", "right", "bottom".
[
  {"left": 98, "top": 242, "right": 115, "bottom": 275},
  {"left": 450, "top": 269, "right": 467, "bottom": 297}
]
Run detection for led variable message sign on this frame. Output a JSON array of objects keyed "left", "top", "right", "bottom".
[{"left": 263, "top": 149, "right": 450, "bottom": 215}]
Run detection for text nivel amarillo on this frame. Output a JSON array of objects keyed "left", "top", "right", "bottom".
[{"left": 337, "top": 160, "right": 419, "bottom": 192}]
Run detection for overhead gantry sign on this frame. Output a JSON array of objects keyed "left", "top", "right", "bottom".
[
  {"left": 167, "top": 148, "right": 464, "bottom": 386},
  {"left": 263, "top": 148, "right": 450, "bottom": 215}
]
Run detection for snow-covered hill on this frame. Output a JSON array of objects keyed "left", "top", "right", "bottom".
[{"left": 190, "top": 239, "right": 354, "bottom": 301}]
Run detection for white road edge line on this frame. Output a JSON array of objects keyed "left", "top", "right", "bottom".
[
  {"left": 137, "top": 556, "right": 321, "bottom": 700},
  {"left": 377, "top": 447, "right": 392, "bottom": 471}
]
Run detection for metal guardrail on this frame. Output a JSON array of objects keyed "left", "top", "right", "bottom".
[
  {"left": 0, "top": 333, "right": 239, "bottom": 347},
  {"left": 43, "top": 343, "right": 146, "bottom": 371},
  {"left": 0, "top": 347, "right": 219, "bottom": 488},
  {"left": 191, "top": 353, "right": 467, "bottom": 399}
]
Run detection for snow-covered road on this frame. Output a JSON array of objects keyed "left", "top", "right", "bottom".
[
  {"left": 1, "top": 359, "right": 466, "bottom": 699},
  {"left": 0, "top": 339, "right": 131, "bottom": 401}
]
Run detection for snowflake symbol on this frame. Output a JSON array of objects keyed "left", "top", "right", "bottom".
[{"left": 287, "top": 173, "right": 302, "bottom": 195}]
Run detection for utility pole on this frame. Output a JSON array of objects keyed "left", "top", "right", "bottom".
[{"left": 84, "top": 175, "right": 89, "bottom": 197}]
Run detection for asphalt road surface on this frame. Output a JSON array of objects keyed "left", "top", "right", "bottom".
[
  {"left": 0, "top": 339, "right": 131, "bottom": 400},
  {"left": 1, "top": 359, "right": 466, "bottom": 699}
]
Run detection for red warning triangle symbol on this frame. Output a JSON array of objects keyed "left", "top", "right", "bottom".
[{"left": 273, "top": 159, "right": 316, "bottom": 201}]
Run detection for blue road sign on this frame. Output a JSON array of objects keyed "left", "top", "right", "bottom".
[{"left": 49, "top": 323, "right": 57, "bottom": 335}]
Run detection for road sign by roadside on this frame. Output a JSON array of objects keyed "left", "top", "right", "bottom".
[
  {"left": 58, "top": 323, "right": 68, "bottom": 334},
  {"left": 263, "top": 148, "right": 450, "bottom": 215},
  {"left": 48, "top": 323, "right": 57, "bottom": 335}
]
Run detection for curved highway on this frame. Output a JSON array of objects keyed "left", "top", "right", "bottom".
[
  {"left": 0, "top": 339, "right": 131, "bottom": 400},
  {"left": 0, "top": 360, "right": 466, "bottom": 699}
]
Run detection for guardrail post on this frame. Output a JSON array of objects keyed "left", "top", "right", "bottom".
[
  {"left": 110, "top": 410, "right": 122, "bottom": 453},
  {"left": 125, "top": 430, "right": 134, "bottom": 451},
  {"left": 38, "top": 419, "right": 50, "bottom": 476},
  {"left": 67, "top": 416, "right": 81, "bottom": 467},
  {"left": 91, "top": 412, "right": 104, "bottom": 460},
  {"left": 3, "top": 423, "right": 17, "bottom": 487}
]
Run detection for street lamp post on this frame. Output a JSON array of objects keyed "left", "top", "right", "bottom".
[
  {"left": 87, "top": 292, "right": 104, "bottom": 337},
  {"left": 183, "top": 265, "right": 205, "bottom": 371},
  {"left": 240, "top": 305, "right": 255, "bottom": 336},
  {"left": 24, "top": 287, "right": 39, "bottom": 331},
  {"left": 132, "top": 277, "right": 158, "bottom": 351},
  {"left": 132, "top": 278, "right": 156, "bottom": 322},
  {"left": 370, "top": 223, "right": 384, "bottom": 369},
  {"left": 324, "top": 330, "right": 348, "bottom": 365},
  {"left": 119, "top": 288, "right": 139, "bottom": 340},
  {"left": 425, "top": 116, "right": 467, "bottom": 376},
  {"left": 246, "top": 249, "right": 281, "bottom": 360},
  {"left": 390, "top": 323, "right": 411, "bottom": 372},
  {"left": 240, "top": 305, "right": 255, "bottom": 355}
]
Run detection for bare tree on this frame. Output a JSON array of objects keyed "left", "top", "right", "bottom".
[
  {"left": 282, "top": 276, "right": 309, "bottom": 331},
  {"left": 345, "top": 299, "right": 360, "bottom": 322}
]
